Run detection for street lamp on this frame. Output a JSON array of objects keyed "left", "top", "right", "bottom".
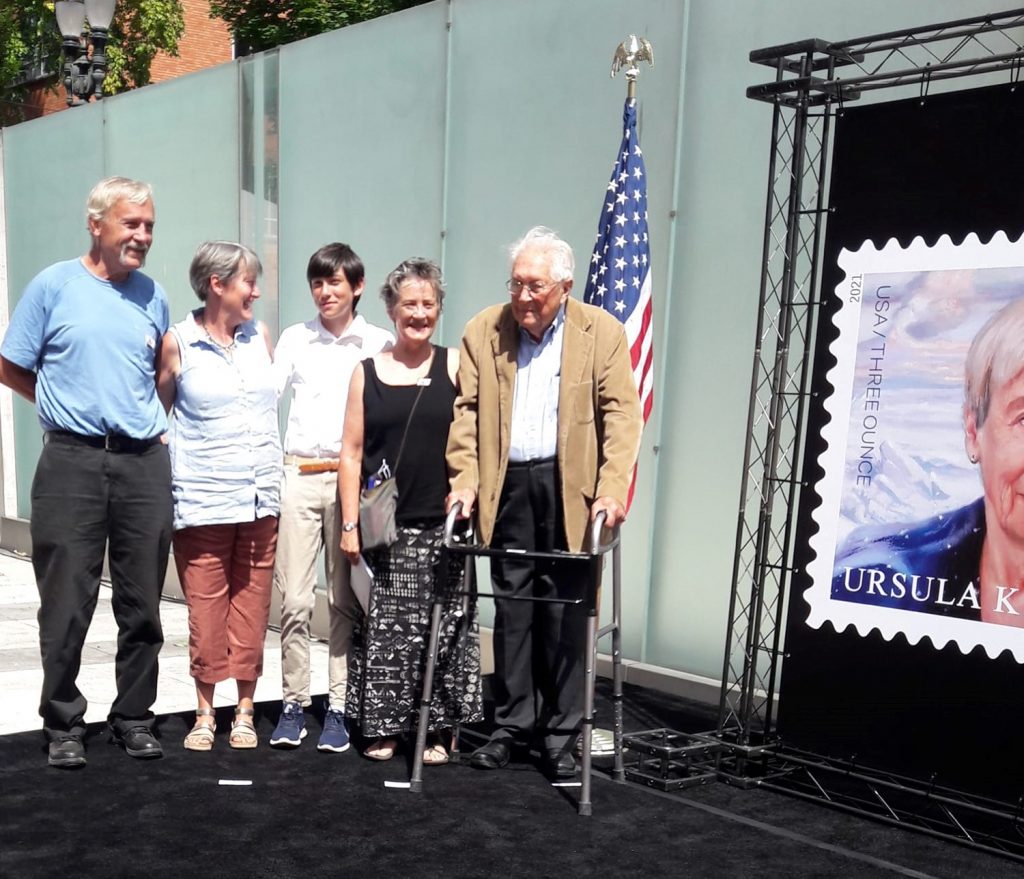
[{"left": 53, "top": 0, "right": 118, "bottom": 107}]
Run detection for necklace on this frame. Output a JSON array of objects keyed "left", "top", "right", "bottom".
[{"left": 200, "top": 317, "right": 236, "bottom": 354}]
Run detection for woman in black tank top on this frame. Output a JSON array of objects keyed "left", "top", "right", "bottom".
[{"left": 338, "top": 258, "right": 482, "bottom": 763}]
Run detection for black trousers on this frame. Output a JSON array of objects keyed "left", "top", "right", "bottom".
[
  {"left": 30, "top": 436, "right": 172, "bottom": 740},
  {"left": 489, "top": 458, "right": 585, "bottom": 752}
]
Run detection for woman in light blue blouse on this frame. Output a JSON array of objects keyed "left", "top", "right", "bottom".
[{"left": 157, "top": 241, "right": 282, "bottom": 751}]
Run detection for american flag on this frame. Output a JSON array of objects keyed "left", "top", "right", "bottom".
[{"left": 583, "top": 97, "right": 653, "bottom": 508}]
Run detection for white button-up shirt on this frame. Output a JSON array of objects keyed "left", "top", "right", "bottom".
[{"left": 275, "top": 314, "right": 393, "bottom": 458}]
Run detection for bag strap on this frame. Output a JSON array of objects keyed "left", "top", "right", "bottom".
[{"left": 391, "top": 381, "right": 427, "bottom": 477}]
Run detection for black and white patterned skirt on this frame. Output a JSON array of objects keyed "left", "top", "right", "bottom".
[{"left": 346, "top": 523, "right": 483, "bottom": 738}]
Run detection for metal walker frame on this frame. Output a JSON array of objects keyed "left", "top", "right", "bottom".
[
  {"left": 628, "top": 7, "right": 1024, "bottom": 860},
  {"left": 409, "top": 504, "right": 624, "bottom": 817}
]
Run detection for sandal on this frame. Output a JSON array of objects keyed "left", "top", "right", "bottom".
[
  {"left": 364, "top": 737, "right": 397, "bottom": 761},
  {"left": 229, "top": 706, "right": 258, "bottom": 750},
  {"left": 183, "top": 708, "right": 216, "bottom": 751},
  {"left": 422, "top": 742, "right": 449, "bottom": 766}
]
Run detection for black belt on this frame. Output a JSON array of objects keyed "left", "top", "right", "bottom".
[
  {"left": 45, "top": 430, "right": 162, "bottom": 454},
  {"left": 507, "top": 456, "right": 557, "bottom": 471}
]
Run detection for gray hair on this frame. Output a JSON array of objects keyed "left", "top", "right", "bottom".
[
  {"left": 964, "top": 297, "right": 1024, "bottom": 429},
  {"left": 380, "top": 258, "right": 446, "bottom": 312},
  {"left": 86, "top": 177, "right": 153, "bottom": 223},
  {"left": 189, "top": 241, "right": 262, "bottom": 302},
  {"left": 508, "top": 226, "right": 574, "bottom": 282}
]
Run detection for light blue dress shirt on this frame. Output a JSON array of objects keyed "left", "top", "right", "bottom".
[
  {"left": 168, "top": 311, "right": 283, "bottom": 529},
  {"left": 509, "top": 304, "right": 565, "bottom": 463}
]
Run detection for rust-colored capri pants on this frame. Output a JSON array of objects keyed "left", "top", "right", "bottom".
[{"left": 173, "top": 516, "right": 279, "bottom": 684}]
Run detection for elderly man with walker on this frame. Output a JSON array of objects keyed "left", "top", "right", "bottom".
[{"left": 446, "top": 225, "right": 642, "bottom": 779}]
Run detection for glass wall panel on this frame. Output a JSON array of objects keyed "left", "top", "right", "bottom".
[
  {"left": 3, "top": 65, "right": 240, "bottom": 518},
  {"left": 3, "top": 108, "right": 106, "bottom": 517},
  {"left": 240, "top": 51, "right": 281, "bottom": 338},
  {"left": 276, "top": 2, "right": 448, "bottom": 332},
  {"left": 103, "top": 64, "right": 241, "bottom": 322}
]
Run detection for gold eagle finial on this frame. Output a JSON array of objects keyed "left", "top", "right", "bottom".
[{"left": 611, "top": 35, "right": 654, "bottom": 81}]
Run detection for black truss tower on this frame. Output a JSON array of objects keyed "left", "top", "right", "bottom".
[{"left": 712, "top": 7, "right": 1024, "bottom": 860}]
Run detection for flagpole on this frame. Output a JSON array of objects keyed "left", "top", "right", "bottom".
[{"left": 577, "top": 35, "right": 656, "bottom": 763}]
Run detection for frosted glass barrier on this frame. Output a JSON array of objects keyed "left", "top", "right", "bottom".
[
  {"left": 240, "top": 51, "right": 281, "bottom": 338},
  {"left": 3, "top": 63, "right": 239, "bottom": 518},
  {"left": 103, "top": 65, "right": 241, "bottom": 321},
  {"left": 3, "top": 108, "right": 105, "bottom": 518},
  {"left": 276, "top": 1, "right": 448, "bottom": 333}
]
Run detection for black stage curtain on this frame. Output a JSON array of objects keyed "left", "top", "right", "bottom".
[{"left": 779, "top": 83, "right": 1024, "bottom": 802}]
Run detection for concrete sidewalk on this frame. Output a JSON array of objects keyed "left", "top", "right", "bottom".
[{"left": 0, "top": 549, "right": 328, "bottom": 738}]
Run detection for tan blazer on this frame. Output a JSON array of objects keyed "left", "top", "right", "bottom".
[{"left": 446, "top": 297, "right": 642, "bottom": 553}]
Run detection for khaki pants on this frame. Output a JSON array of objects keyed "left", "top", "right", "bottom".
[{"left": 274, "top": 463, "right": 356, "bottom": 708}]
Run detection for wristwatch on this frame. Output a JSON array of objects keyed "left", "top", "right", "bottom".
[{"left": 342, "top": 521, "right": 358, "bottom": 532}]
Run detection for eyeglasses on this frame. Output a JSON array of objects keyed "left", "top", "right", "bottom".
[{"left": 506, "top": 278, "right": 561, "bottom": 297}]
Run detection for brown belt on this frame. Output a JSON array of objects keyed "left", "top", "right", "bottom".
[{"left": 284, "top": 455, "right": 339, "bottom": 474}]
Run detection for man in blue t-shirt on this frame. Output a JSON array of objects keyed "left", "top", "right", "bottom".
[{"left": 0, "top": 177, "right": 173, "bottom": 768}]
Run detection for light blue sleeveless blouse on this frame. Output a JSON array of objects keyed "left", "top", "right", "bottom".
[{"left": 168, "top": 310, "right": 282, "bottom": 530}]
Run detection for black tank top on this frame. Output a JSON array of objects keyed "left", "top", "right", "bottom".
[{"left": 361, "top": 345, "right": 456, "bottom": 525}]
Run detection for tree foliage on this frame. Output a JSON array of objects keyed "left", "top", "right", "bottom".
[
  {"left": 0, "top": 1, "right": 54, "bottom": 88},
  {"left": 0, "top": 0, "right": 183, "bottom": 122},
  {"left": 106, "top": 0, "right": 185, "bottom": 92},
  {"left": 209, "top": 0, "right": 430, "bottom": 55}
]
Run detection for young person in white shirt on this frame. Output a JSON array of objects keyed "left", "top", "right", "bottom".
[{"left": 270, "top": 243, "right": 393, "bottom": 751}]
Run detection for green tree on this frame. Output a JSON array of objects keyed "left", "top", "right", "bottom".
[
  {"left": 0, "top": 2, "right": 54, "bottom": 89},
  {"left": 106, "top": 0, "right": 185, "bottom": 93},
  {"left": 209, "top": 0, "right": 429, "bottom": 55},
  {"left": 0, "top": 0, "right": 184, "bottom": 122}
]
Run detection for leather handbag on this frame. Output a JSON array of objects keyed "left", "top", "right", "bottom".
[
  {"left": 357, "top": 382, "right": 426, "bottom": 551},
  {"left": 358, "top": 477, "right": 399, "bottom": 550}
]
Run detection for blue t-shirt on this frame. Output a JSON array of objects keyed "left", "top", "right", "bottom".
[{"left": 1, "top": 258, "right": 169, "bottom": 438}]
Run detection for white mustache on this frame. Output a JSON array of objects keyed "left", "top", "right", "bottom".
[{"left": 121, "top": 243, "right": 149, "bottom": 263}]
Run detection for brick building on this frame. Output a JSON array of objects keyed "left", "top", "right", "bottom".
[
  {"left": 23, "top": 0, "right": 233, "bottom": 119},
  {"left": 150, "top": 0, "right": 233, "bottom": 82}
]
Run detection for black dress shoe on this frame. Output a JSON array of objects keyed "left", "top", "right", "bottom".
[
  {"left": 545, "top": 748, "right": 577, "bottom": 779},
  {"left": 110, "top": 725, "right": 163, "bottom": 759},
  {"left": 470, "top": 739, "right": 511, "bottom": 770},
  {"left": 48, "top": 735, "right": 86, "bottom": 769}
]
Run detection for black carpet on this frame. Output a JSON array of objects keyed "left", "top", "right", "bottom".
[{"left": 0, "top": 681, "right": 1018, "bottom": 879}]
